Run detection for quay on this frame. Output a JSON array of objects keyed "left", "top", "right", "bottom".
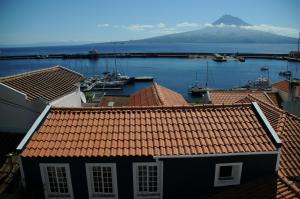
[{"left": 0, "top": 52, "right": 299, "bottom": 61}]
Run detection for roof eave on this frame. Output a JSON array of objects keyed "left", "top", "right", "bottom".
[{"left": 16, "top": 104, "right": 51, "bottom": 151}]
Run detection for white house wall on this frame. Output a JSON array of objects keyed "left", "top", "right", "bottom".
[
  {"left": 0, "top": 84, "right": 45, "bottom": 133},
  {"left": 50, "top": 88, "right": 82, "bottom": 107}
]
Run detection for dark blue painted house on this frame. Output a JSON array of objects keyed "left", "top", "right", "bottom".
[{"left": 17, "top": 102, "right": 281, "bottom": 199}]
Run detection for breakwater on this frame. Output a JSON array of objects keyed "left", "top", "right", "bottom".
[{"left": 0, "top": 52, "right": 296, "bottom": 61}]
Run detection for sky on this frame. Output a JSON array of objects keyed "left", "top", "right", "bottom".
[{"left": 0, "top": 0, "right": 299, "bottom": 46}]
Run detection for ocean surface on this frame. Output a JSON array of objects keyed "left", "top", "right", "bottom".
[{"left": 0, "top": 43, "right": 299, "bottom": 102}]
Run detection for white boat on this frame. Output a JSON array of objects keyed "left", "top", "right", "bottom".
[{"left": 188, "top": 61, "right": 210, "bottom": 96}]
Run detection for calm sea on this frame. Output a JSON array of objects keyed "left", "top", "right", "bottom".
[{"left": 0, "top": 43, "right": 299, "bottom": 101}]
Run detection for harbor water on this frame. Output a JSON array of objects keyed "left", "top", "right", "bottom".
[{"left": 0, "top": 57, "right": 299, "bottom": 102}]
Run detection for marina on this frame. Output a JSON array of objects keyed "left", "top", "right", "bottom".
[{"left": 1, "top": 57, "right": 299, "bottom": 102}]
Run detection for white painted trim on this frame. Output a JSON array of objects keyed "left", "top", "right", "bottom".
[
  {"left": 275, "top": 148, "right": 282, "bottom": 171},
  {"left": 160, "top": 161, "right": 163, "bottom": 199},
  {"left": 207, "top": 91, "right": 212, "bottom": 103},
  {"left": 16, "top": 104, "right": 51, "bottom": 150},
  {"left": 85, "top": 163, "right": 119, "bottom": 199},
  {"left": 0, "top": 82, "right": 28, "bottom": 100},
  {"left": 17, "top": 156, "right": 26, "bottom": 188},
  {"left": 154, "top": 151, "right": 279, "bottom": 159},
  {"left": 252, "top": 102, "right": 282, "bottom": 147},
  {"left": 214, "top": 162, "right": 243, "bottom": 187},
  {"left": 39, "top": 163, "right": 74, "bottom": 199},
  {"left": 132, "top": 162, "right": 163, "bottom": 199}
]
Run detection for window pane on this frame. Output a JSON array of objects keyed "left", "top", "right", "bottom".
[
  {"left": 219, "top": 166, "right": 233, "bottom": 178},
  {"left": 91, "top": 165, "right": 114, "bottom": 194},
  {"left": 136, "top": 164, "right": 159, "bottom": 194},
  {"left": 45, "top": 165, "right": 69, "bottom": 194}
]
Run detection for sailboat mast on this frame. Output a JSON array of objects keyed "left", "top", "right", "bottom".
[
  {"left": 205, "top": 61, "right": 208, "bottom": 88},
  {"left": 297, "top": 32, "right": 300, "bottom": 58}
]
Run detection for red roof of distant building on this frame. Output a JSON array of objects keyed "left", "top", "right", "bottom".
[
  {"left": 0, "top": 66, "right": 83, "bottom": 101},
  {"left": 21, "top": 104, "right": 276, "bottom": 158},
  {"left": 209, "top": 90, "right": 281, "bottom": 108},
  {"left": 128, "top": 83, "right": 188, "bottom": 106},
  {"left": 272, "top": 80, "right": 289, "bottom": 93}
]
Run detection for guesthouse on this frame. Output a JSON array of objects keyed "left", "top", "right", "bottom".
[{"left": 17, "top": 103, "right": 282, "bottom": 199}]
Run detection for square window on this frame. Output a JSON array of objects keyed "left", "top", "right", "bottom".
[{"left": 214, "top": 163, "right": 243, "bottom": 187}]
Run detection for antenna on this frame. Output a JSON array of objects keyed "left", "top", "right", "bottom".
[{"left": 298, "top": 32, "right": 300, "bottom": 58}]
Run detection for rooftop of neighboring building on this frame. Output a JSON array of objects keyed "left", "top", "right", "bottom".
[
  {"left": 128, "top": 82, "right": 188, "bottom": 106},
  {"left": 209, "top": 90, "right": 282, "bottom": 108},
  {"left": 235, "top": 95, "right": 300, "bottom": 190},
  {"left": 0, "top": 66, "right": 84, "bottom": 102},
  {"left": 272, "top": 80, "right": 290, "bottom": 93}
]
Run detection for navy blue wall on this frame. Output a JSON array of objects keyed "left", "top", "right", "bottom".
[
  {"left": 21, "top": 154, "right": 277, "bottom": 199},
  {"left": 161, "top": 154, "right": 278, "bottom": 199}
]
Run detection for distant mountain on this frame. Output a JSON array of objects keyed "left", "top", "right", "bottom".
[
  {"left": 212, "top": 14, "right": 250, "bottom": 26},
  {"left": 127, "top": 15, "right": 297, "bottom": 44}
]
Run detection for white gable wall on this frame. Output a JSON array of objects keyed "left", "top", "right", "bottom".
[
  {"left": 0, "top": 84, "right": 46, "bottom": 133},
  {"left": 50, "top": 87, "right": 82, "bottom": 107}
]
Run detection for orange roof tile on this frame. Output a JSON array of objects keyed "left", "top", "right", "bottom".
[
  {"left": 21, "top": 104, "right": 277, "bottom": 158},
  {"left": 272, "top": 80, "right": 289, "bottom": 93},
  {"left": 209, "top": 90, "right": 281, "bottom": 108},
  {"left": 128, "top": 83, "right": 188, "bottom": 106},
  {"left": 0, "top": 66, "right": 83, "bottom": 101}
]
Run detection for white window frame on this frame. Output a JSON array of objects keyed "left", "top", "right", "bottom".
[
  {"left": 214, "top": 162, "right": 243, "bottom": 187},
  {"left": 133, "top": 162, "right": 163, "bottom": 199},
  {"left": 85, "top": 163, "right": 119, "bottom": 199},
  {"left": 40, "top": 163, "right": 74, "bottom": 199}
]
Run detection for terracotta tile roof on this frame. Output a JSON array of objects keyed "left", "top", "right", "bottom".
[
  {"left": 128, "top": 83, "right": 188, "bottom": 106},
  {"left": 238, "top": 95, "right": 300, "bottom": 189},
  {"left": 99, "top": 96, "right": 129, "bottom": 107},
  {"left": 272, "top": 80, "right": 289, "bottom": 93},
  {"left": 209, "top": 90, "right": 281, "bottom": 108},
  {"left": 21, "top": 104, "right": 276, "bottom": 158},
  {"left": 0, "top": 66, "right": 83, "bottom": 101},
  {"left": 207, "top": 174, "right": 300, "bottom": 199}
]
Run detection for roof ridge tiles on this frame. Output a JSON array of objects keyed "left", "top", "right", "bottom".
[
  {"left": 51, "top": 103, "right": 253, "bottom": 112},
  {"left": 1, "top": 65, "right": 68, "bottom": 82}
]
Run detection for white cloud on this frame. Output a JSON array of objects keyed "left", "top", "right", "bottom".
[
  {"left": 157, "top": 23, "right": 166, "bottom": 28},
  {"left": 176, "top": 22, "right": 199, "bottom": 28},
  {"left": 97, "top": 23, "right": 110, "bottom": 28},
  {"left": 204, "top": 23, "right": 213, "bottom": 27},
  {"left": 241, "top": 24, "right": 298, "bottom": 38},
  {"left": 150, "top": 27, "right": 179, "bottom": 35},
  {"left": 127, "top": 24, "right": 155, "bottom": 31}
]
